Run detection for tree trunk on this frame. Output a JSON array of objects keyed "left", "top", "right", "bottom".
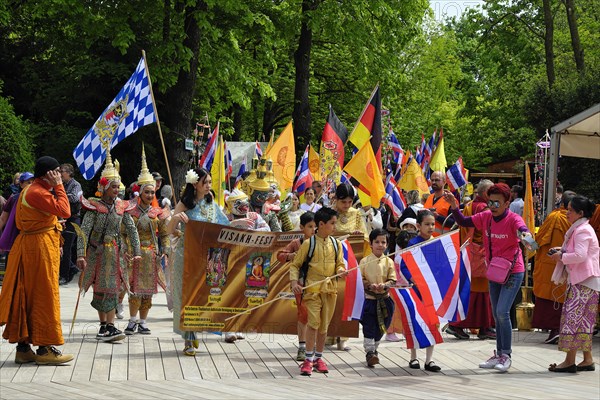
[
  {"left": 542, "top": 0, "right": 555, "bottom": 87},
  {"left": 160, "top": 0, "right": 207, "bottom": 193},
  {"left": 564, "top": 0, "right": 585, "bottom": 73},
  {"left": 232, "top": 103, "right": 242, "bottom": 141},
  {"left": 292, "top": 0, "right": 319, "bottom": 154}
]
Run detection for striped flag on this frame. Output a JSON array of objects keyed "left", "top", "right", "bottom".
[
  {"left": 73, "top": 57, "right": 156, "bottom": 180},
  {"left": 225, "top": 142, "right": 233, "bottom": 180},
  {"left": 293, "top": 145, "right": 313, "bottom": 197},
  {"left": 199, "top": 123, "right": 219, "bottom": 170},
  {"left": 400, "top": 230, "right": 471, "bottom": 322},
  {"left": 421, "top": 130, "right": 437, "bottom": 172},
  {"left": 446, "top": 157, "right": 467, "bottom": 191},
  {"left": 234, "top": 155, "right": 247, "bottom": 188},
  {"left": 255, "top": 141, "right": 263, "bottom": 158},
  {"left": 383, "top": 175, "right": 407, "bottom": 218},
  {"left": 388, "top": 130, "right": 403, "bottom": 164},
  {"left": 348, "top": 85, "right": 382, "bottom": 169},
  {"left": 415, "top": 134, "right": 426, "bottom": 166},
  {"left": 341, "top": 239, "right": 364, "bottom": 321},
  {"left": 390, "top": 287, "right": 443, "bottom": 349}
]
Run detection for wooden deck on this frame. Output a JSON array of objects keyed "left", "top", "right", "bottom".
[{"left": 1, "top": 282, "right": 599, "bottom": 399}]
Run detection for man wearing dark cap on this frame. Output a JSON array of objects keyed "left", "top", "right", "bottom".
[
  {"left": 0, "top": 156, "right": 74, "bottom": 365},
  {"left": 59, "top": 163, "right": 82, "bottom": 285}
]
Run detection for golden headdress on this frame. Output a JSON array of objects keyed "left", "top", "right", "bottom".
[
  {"left": 137, "top": 143, "right": 155, "bottom": 189},
  {"left": 98, "top": 151, "right": 121, "bottom": 192}
]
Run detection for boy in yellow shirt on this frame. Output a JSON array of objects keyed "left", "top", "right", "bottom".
[
  {"left": 359, "top": 228, "right": 396, "bottom": 367},
  {"left": 289, "top": 207, "right": 346, "bottom": 376}
]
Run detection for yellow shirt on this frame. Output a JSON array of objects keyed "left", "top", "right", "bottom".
[
  {"left": 289, "top": 235, "right": 346, "bottom": 293},
  {"left": 359, "top": 253, "right": 396, "bottom": 299}
]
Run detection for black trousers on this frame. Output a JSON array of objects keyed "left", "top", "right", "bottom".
[{"left": 60, "top": 217, "right": 80, "bottom": 280}]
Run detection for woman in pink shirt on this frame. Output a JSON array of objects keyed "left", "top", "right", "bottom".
[
  {"left": 548, "top": 195, "right": 600, "bottom": 373},
  {"left": 445, "top": 183, "right": 532, "bottom": 373}
]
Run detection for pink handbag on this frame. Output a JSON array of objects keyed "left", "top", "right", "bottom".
[{"left": 485, "top": 219, "right": 519, "bottom": 284}]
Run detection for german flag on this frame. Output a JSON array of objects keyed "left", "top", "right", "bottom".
[
  {"left": 348, "top": 85, "right": 382, "bottom": 170},
  {"left": 320, "top": 105, "right": 348, "bottom": 169}
]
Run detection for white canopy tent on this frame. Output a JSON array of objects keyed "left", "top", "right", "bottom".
[{"left": 546, "top": 103, "right": 600, "bottom": 215}]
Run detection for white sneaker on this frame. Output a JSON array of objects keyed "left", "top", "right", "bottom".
[
  {"left": 116, "top": 303, "right": 124, "bottom": 319},
  {"left": 479, "top": 350, "right": 501, "bottom": 369},
  {"left": 235, "top": 332, "right": 245, "bottom": 340},
  {"left": 494, "top": 354, "right": 512, "bottom": 372},
  {"left": 224, "top": 333, "right": 237, "bottom": 343}
]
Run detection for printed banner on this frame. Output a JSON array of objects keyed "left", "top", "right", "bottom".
[{"left": 180, "top": 221, "right": 362, "bottom": 336}]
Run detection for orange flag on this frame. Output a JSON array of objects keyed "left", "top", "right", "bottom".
[
  {"left": 397, "top": 158, "right": 429, "bottom": 195},
  {"left": 265, "top": 121, "right": 296, "bottom": 193},
  {"left": 343, "top": 141, "right": 385, "bottom": 208},
  {"left": 523, "top": 161, "right": 536, "bottom": 259}
]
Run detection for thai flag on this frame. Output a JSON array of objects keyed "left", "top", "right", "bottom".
[
  {"left": 446, "top": 157, "right": 467, "bottom": 191},
  {"left": 390, "top": 287, "right": 443, "bottom": 349},
  {"left": 421, "top": 130, "right": 437, "bottom": 171},
  {"left": 388, "top": 130, "right": 403, "bottom": 164},
  {"left": 199, "top": 125, "right": 218, "bottom": 170},
  {"left": 225, "top": 142, "right": 233, "bottom": 180},
  {"left": 234, "top": 155, "right": 247, "bottom": 188},
  {"left": 255, "top": 141, "right": 263, "bottom": 158},
  {"left": 400, "top": 230, "right": 470, "bottom": 322},
  {"left": 292, "top": 145, "right": 313, "bottom": 196},
  {"left": 341, "top": 239, "right": 364, "bottom": 321},
  {"left": 415, "top": 134, "right": 426, "bottom": 166},
  {"left": 383, "top": 175, "right": 407, "bottom": 218},
  {"left": 340, "top": 171, "right": 350, "bottom": 184}
]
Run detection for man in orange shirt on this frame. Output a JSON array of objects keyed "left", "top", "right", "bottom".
[
  {"left": 0, "top": 156, "right": 74, "bottom": 365},
  {"left": 423, "top": 171, "right": 453, "bottom": 237}
]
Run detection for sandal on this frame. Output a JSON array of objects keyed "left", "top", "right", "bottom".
[
  {"left": 548, "top": 363, "right": 576, "bottom": 373},
  {"left": 409, "top": 359, "right": 420, "bottom": 369},
  {"left": 425, "top": 361, "right": 441, "bottom": 372},
  {"left": 183, "top": 346, "right": 196, "bottom": 356}
]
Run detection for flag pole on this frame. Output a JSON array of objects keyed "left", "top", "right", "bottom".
[{"left": 141, "top": 49, "right": 177, "bottom": 204}]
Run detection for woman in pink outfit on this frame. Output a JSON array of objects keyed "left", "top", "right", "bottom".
[{"left": 548, "top": 195, "right": 600, "bottom": 373}]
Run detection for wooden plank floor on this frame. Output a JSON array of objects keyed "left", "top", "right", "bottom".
[{"left": 1, "top": 282, "right": 599, "bottom": 399}]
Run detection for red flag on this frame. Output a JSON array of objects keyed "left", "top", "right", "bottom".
[{"left": 321, "top": 105, "right": 349, "bottom": 168}]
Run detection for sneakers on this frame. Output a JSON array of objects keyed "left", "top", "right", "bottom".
[
  {"left": 300, "top": 359, "right": 313, "bottom": 376},
  {"left": 445, "top": 325, "right": 470, "bottom": 340},
  {"left": 313, "top": 357, "right": 329, "bottom": 373},
  {"left": 124, "top": 321, "right": 137, "bottom": 335},
  {"left": 479, "top": 350, "right": 501, "bottom": 369},
  {"left": 385, "top": 333, "right": 402, "bottom": 342},
  {"left": 235, "top": 333, "right": 245, "bottom": 340},
  {"left": 366, "top": 351, "right": 379, "bottom": 367},
  {"left": 544, "top": 329, "right": 559, "bottom": 344},
  {"left": 98, "top": 324, "right": 126, "bottom": 342},
  {"left": 15, "top": 347, "right": 37, "bottom": 364},
  {"left": 494, "top": 354, "right": 512, "bottom": 372},
  {"left": 477, "top": 328, "right": 497, "bottom": 340},
  {"left": 224, "top": 333, "right": 237, "bottom": 343},
  {"left": 35, "top": 346, "right": 74, "bottom": 366},
  {"left": 296, "top": 348, "right": 307, "bottom": 361},
  {"left": 116, "top": 303, "right": 124, "bottom": 319},
  {"left": 137, "top": 324, "right": 151, "bottom": 335},
  {"left": 96, "top": 324, "right": 108, "bottom": 340}
]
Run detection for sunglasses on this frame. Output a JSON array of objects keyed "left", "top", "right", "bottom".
[{"left": 487, "top": 200, "right": 502, "bottom": 208}]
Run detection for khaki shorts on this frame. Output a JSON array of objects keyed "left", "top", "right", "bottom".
[{"left": 303, "top": 292, "right": 337, "bottom": 333}]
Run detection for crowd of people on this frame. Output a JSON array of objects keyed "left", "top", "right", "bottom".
[{"left": 0, "top": 152, "right": 598, "bottom": 378}]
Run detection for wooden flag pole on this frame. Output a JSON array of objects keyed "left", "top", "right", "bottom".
[{"left": 141, "top": 49, "right": 177, "bottom": 204}]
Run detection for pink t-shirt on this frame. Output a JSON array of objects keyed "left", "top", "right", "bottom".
[{"left": 471, "top": 210, "right": 527, "bottom": 274}]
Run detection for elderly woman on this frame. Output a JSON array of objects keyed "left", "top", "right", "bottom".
[
  {"left": 167, "top": 167, "right": 230, "bottom": 356},
  {"left": 548, "top": 195, "right": 600, "bottom": 373},
  {"left": 444, "top": 183, "right": 533, "bottom": 373}
]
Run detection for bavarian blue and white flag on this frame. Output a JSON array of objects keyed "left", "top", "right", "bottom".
[{"left": 73, "top": 58, "right": 156, "bottom": 179}]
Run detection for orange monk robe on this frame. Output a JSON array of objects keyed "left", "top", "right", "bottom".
[
  {"left": 459, "top": 199, "right": 489, "bottom": 293},
  {"left": 423, "top": 195, "right": 451, "bottom": 237},
  {"left": 0, "top": 179, "right": 70, "bottom": 345},
  {"left": 533, "top": 208, "right": 570, "bottom": 302}
]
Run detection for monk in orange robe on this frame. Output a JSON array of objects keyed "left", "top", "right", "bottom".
[
  {"left": 0, "top": 156, "right": 74, "bottom": 365},
  {"left": 532, "top": 191, "right": 575, "bottom": 343}
]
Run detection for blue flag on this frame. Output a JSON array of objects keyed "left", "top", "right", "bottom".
[{"left": 73, "top": 58, "right": 156, "bottom": 180}]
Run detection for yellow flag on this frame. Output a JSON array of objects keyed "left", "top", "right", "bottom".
[
  {"left": 523, "top": 162, "right": 536, "bottom": 259},
  {"left": 429, "top": 134, "right": 447, "bottom": 172},
  {"left": 308, "top": 144, "right": 321, "bottom": 181},
  {"left": 343, "top": 142, "right": 385, "bottom": 208},
  {"left": 210, "top": 130, "right": 226, "bottom": 207},
  {"left": 265, "top": 120, "right": 296, "bottom": 192},
  {"left": 397, "top": 158, "right": 429, "bottom": 195}
]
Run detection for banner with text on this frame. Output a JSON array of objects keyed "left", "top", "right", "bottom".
[{"left": 180, "top": 221, "right": 362, "bottom": 336}]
